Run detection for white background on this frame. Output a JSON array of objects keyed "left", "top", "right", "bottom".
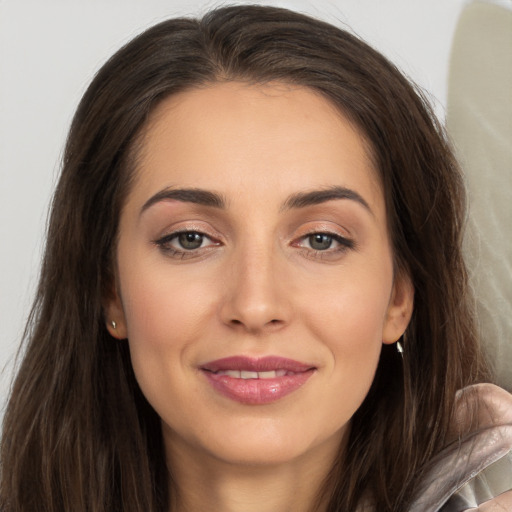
[{"left": 0, "top": 0, "right": 469, "bottom": 410}]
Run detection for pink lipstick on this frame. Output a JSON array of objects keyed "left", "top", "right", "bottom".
[{"left": 200, "top": 356, "right": 316, "bottom": 405}]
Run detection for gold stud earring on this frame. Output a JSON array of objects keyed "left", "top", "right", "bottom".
[{"left": 111, "top": 320, "right": 117, "bottom": 329}]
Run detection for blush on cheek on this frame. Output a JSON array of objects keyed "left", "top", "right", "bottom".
[
  {"left": 309, "top": 293, "right": 387, "bottom": 343},
  {"left": 122, "top": 274, "right": 178, "bottom": 333}
]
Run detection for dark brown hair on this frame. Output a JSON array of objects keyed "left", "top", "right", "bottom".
[{"left": 1, "top": 5, "right": 489, "bottom": 511}]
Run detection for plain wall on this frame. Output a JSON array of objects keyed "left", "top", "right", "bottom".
[{"left": 0, "top": 0, "right": 466, "bottom": 410}]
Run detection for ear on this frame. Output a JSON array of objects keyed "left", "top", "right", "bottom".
[
  {"left": 104, "top": 285, "right": 128, "bottom": 340},
  {"left": 382, "top": 271, "right": 414, "bottom": 345}
]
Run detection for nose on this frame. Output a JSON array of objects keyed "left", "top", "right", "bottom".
[{"left": 219, "top": 244, "right": 291, "bottom": 334}]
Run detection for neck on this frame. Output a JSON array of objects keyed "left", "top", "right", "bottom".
[{"left": 166, "top": 436, "right": 342, "bottom": 512}]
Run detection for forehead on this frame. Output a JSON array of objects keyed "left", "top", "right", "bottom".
[{"left": 128, "top": 81, "right": 383, "bottom": 215}]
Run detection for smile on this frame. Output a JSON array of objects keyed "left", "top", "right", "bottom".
[
  {"left": 213, "top": 369, "right": 292, "bottom": 379},
  {"left": 200, "top": 356, "right": 316, "bottom": 405}
]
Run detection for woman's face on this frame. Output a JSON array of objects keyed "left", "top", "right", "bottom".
[{"left": 107, "top": 82, "right": 413, "bottom": 468}]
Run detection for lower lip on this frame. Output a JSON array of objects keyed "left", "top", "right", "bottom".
[{"left": 202, "top": 370, "right": 315, "bottom": 405}]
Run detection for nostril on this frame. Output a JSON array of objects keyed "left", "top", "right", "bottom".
[{"left": 228, "top": 318, "right": 283, "bottom": 329}]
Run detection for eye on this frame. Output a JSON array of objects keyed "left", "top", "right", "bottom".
[
  {"left": 154, "top": 230, "right": 219, "bottom": 256},
  {"left": 176, "top": 232, "right": 206, "bottom": 250},
  {"left": 293, "top": 231, "right": 355, "bottom": 258},
  {"left": 307, "top": 233, "right": 335, "bottom": 251}
]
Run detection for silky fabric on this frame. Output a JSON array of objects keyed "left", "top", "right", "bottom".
[
  {"left": 408, "top": 384, "right": 512, "bottom": 511},
  {"left": 356, "top": 384, "right": 512, "bottom": 511}
]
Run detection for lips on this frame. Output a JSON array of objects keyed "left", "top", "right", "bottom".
[
  {"left": 214, "top": 369, "right": 290, "bottom": 379},
  {"left": 200, "top": 356, "right": 316, "bottom": 405}
]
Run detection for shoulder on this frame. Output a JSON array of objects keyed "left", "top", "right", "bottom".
[{"left": 408, "top": 384, "right": 512, "bottom": 512}]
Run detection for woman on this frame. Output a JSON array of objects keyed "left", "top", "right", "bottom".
[{"left": 1, "top": 5, "right": 510, "bottom": 511}]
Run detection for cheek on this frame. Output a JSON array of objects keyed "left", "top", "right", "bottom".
[
  {"left": 116, "top": 257, "right": 215, "bottom": 391},
  {"left": 119, "top": 254, "right": 215, "bottom": 343},
  {"left": 313, "top": 295, "right": 385, "bottom": 382},
  {"left": 303, "top": 266, "right": 392, "bottom": 348},
  {"left": 300, "top": 267, "right": 392, "bottom": 399},
  {"left": 118, "top": 273, "right": 211, "bottom": 426}
]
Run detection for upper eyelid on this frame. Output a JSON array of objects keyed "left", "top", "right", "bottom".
[
  {"left": 294, "top": 232, "right": 354, "bottom": 246},
  {"left": 154, "top": 228, "right": 352, "bottom": 243},
  {"left": 152, "top": 218, "right": 355, "bottom": 242},
  {"left": 298, "top": 228, "right": 348, "bottom": 237},
  {"left": 155, "top": 229, "right": 217, "bottom": 244},
  {"left": 154, "top": 222, "right": 221, "bottom": 240},
  {"left": 292, "top": 225, "right": 353, "bottom": 241},
  {"left": 291, "top": 217, "right": 353, "bottom": 233}
]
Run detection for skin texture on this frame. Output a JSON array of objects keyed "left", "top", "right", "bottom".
[
  {"left": 478, "top": 491, "right": 512, "bottom": 511},
  {"left": 106, "top": 82, "right": 413, "bottom": 512}
]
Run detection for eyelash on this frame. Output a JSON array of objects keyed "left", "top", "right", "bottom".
[
  {"left": 153, "top": 230, "right": 355, "bottom": 260},
  {"left": 153, "top": 230, "right": 220, "bottom": 259},
  {"left": 293, "top": 232, "right": 355, "bottom": 260}
]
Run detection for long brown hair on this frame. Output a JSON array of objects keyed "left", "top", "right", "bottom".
[{"left": 1, "top": 5, "right": 489, "bottom": 511}]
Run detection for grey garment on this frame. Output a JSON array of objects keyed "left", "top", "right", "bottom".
[
  {"left": 443, "top": 453, "right": 512, "bottom": 510},
  {"left": 408, "top": 384, "right": 512, "bottom": 512}
]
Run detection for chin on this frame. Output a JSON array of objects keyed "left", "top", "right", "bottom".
[{"left": 165, "top": 413, "right": 347, "bottom": 469}]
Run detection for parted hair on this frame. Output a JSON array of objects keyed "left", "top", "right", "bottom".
[{"left": 1, "top": 5, "right": 488, "bottom": 511}]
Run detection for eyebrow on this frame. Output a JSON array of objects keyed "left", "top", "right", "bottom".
[
  {"left": 140, "top": 185, "right": 372, "bottom": 216},
  {"left": 140, "top": 187, "right": 226, "bottom": 216},
  {"left": 281, "top": 186, "right": 373, "bottom": 215}
]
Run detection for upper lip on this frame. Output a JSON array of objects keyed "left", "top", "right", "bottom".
[{"left": 201, "top": 356, "right": 316, "bottom": 373}]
